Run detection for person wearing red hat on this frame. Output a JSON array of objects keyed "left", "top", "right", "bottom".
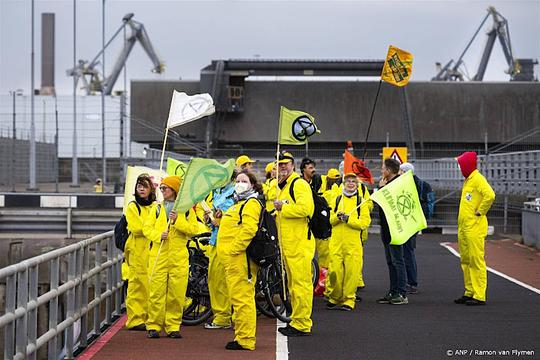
[{"left": 454, "top": 152, "right": 495, "bottom": 306}]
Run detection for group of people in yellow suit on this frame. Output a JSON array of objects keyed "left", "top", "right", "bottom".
[{"left": 121, "top": 149, "right": 495, "bottom": 350}]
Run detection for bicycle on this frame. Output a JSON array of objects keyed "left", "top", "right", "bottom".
[{"left": 182, "top": 232, "right": 213, "bottom": 326}]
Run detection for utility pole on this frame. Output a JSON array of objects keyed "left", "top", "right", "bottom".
[
  {"left": 55, "top": 95, "right": 59, "bottom": 193},
  {"left": 72, "top": 0, "right": 79, "bottom": 187},
  {"left": 10, "top": 90, "right": 23, "bottom": 192},
  {"left": 101, "top": 0, "right": 107, "bottom": 186},
  {"left": 29, "top": 0, "right": 38, "bottom": 190}
]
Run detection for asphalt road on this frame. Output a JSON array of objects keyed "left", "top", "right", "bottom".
[{"left": 288, "top": 234, "right": 540, "bottom": 360}]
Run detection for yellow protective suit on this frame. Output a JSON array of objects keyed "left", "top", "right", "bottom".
[
  {"left": 327, "top": 192, "right": 371, "bottom": 308},
  {"left": 263, "top": 178, "right": 277, "bottom": 212},
  {"left": 216, "top": 196, "right": 261, "bottom": 350},
  {"left": 124, "top": 201, "right": 153, "bottom": 329},
  {"left": 143, "top": 204, "right": 199, "bottom": 334},
  {"left": 357, "top": 184, "right": 372, "bottom": 287},
  {"left": 457, "top": 169, "right": 495, "bottom": 302},
  {"left": 277, "top": 173, "right": 315, "bottom": 333}
]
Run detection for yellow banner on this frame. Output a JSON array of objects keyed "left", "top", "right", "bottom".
[{"left": 381, "top": 45, "right": 413, "bottom": 87}]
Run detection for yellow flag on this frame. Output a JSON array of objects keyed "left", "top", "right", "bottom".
[
  {"left": 370, "top": 171, "right": 426, "bottom": 245},
  {"left": 381, "top": 45, "right": 413, "bottom": 87},
  {"left": 278, "top": 106, "right": 320, "bottom": 145}
]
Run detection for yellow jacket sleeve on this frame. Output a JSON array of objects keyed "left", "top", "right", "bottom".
[
  {"left": 347, "top": 201, "right": 371, "bottom": 231},
  {"left": 126, "top": 202, "right": 144, "bottom": 236},
  {"left": 475, "top": 175, "right": 496, "bottom": 216},
  {"left": 172, "top": 208, "right": 200, "bottom": 237},
  {"left": 281, "top": 177, "right": 314, "bottom": 219},
  {"left": 143, "top": 203, "right": 164, "bottom": 245},
  {"left": 231, "top": 198, "right": 262, "bottom": 255}
]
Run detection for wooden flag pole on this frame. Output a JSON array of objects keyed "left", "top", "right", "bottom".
[{"left": 362, "top": 80, "right": 383, "bottom": 161}]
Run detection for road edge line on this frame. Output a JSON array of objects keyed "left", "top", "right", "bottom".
[
  {"left": 440, "top": 242, "right": 540, "bottom": 295},
  {"left": 77, "top": 314, "right": 127, "bottom": 359},
  {"left": 276, "top": 319, "right": 288, "bottom": 360}
]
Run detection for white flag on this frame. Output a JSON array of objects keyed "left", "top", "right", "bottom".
[{"left": 166, "top": 90, "right": 215, "bottom": 129}]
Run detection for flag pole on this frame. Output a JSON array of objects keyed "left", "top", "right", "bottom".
[
  {"left": 362, "top": 80, "right": 383, "bottom": 161},
  {"left": 275, "top": 108, "right": 288, "bottom": 301},
  {"left": 159, "top": 127, "right": 169, "bottom": 173}
]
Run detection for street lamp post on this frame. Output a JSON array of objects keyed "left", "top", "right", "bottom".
[{"left": 10, "top": 89, "right": 23, "bottom": 192}]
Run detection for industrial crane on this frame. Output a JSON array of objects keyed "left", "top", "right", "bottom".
[
  {"left": 67, "top": 13, "right": 164, "bottom": 95},
  {"left": 432, "top": 7, "right": 537, "bottom": 82}
]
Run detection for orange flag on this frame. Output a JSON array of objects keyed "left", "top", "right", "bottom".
[{"left": 344, "top": 150, "right": 374, "bottom": 184}]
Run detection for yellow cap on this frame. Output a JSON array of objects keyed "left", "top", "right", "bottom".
[
  {"left": 161, "top": 175, "right": 182, "bottom": 194},
  {"left": 343, "top": 172, "right": 358, "bottom": 180},
  {"left": 236, "top": 155, "right": 255, "bottom": 167},
  {"left": 326, "top": 168, "right": 340, "bottom": 179},
  {"left": 265, "top": 162, "right": 275, "bottom": 173},
  {"left": 278, "top": 152, "right": 294, "bottom": 164}
]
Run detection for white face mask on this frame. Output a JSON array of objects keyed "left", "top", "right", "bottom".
[{"left": 234, "top": 182, "right": 251, "bottom": 194}]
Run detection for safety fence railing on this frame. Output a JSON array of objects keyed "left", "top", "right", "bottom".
[
  {"left": 412, "top": 150, "right": 540, "bottom": 196},
  {"left": 0, "top": 231, "right": 124, "bottom": 360}
]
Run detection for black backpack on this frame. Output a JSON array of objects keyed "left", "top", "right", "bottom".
[
  {"left": 290, "top": 177, "right": 332, "bottom": 240},
  {"left": 238, "top": 197, "right": 279, "bottom": 267},
  {"left": 114, "top": 201, "right": 141, "bottom": 251}
]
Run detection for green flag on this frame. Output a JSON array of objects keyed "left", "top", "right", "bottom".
[
  {"left": 278, "top": 106, "right": 320, "bottom": 145},
  {"left": 173, "top": 158, "right": 235, "bottom": 213},
  {"left": 166, "top": 157, "right": 187, "bottom": 177},
  {"left": 370, "top": 171, "right": 427, "bottom": 245}
]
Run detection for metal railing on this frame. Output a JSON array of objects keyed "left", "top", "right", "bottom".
[{"left": 0, "top": 231, "right": 124, "bottom": 359}]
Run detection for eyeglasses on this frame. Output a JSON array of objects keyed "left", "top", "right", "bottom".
[{"left": 159, "top": 186, "right": 169, "bottom": 191}]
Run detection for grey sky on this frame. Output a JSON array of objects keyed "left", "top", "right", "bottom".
[{"left": 1, "top": 0, "right": 539, "bottom": 95}]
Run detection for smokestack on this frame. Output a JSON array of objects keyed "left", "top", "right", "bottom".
[{"left": 41, "top": 13, "right": 55, "bottom": 95}]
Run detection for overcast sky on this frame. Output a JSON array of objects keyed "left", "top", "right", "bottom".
[{"left": 1, "top": 0, "right": 539, "bottom": 95}]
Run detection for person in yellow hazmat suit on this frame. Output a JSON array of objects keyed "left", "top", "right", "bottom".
[
  {"left": 236, "top": 154, "right": 256, "bottom": 172},
  {"left": 216, "top": 170, "right": 263, "bottom": 350},
  {"left": 143, "top": 175, "right": 200, "bottom": 338},
  {"left": 274, "top": 151, "right": 315, "bottom": 337},
  {"left": 124, "top": 174, "right": 156, "bottom": 330},
  {"left": 454, "top": 151, "right": 495, "bottom": 306},
  {"left": 203, "top": 171, "right": 237, "bottom": 330},
  {"left": 326, "top": 173, "right": 371, "bottom": 311},
  {"left": 262, "top": 162, "right": 277, "bottom": 212}
]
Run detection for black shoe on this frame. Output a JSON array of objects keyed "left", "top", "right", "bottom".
[
  {"left": 377, "top": 292, "right": 393, "bottom": 304},
  {"left": 225, "top": 341, "right": 249, "bottom": 350},
  {"left": 340, "top": 305, "right": 353, "bottom": 311},
  {"left": 147, "top": 330, "right": 160, "bottom": 338},
  {"left": 454, "top": 295, "right": 473, "bottom": 304},
  {"left": 278, "top": 325, "right": 311, "bottom": 337},
  {"left": 355, "top": 295, "right": 363, "bottom": 303},
  {"left": 167, "top": 331, "right": 182, "bottom": 338},
  {"left": 465, "top": 298, "right": 486, "bottom": 306},
  {"left": 326, "top": 301, "right": 339, "bottom": 310},
  {"left": 129, "top": 324, "right": 146, "bottom": 331}
]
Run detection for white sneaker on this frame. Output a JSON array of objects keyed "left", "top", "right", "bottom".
[{"left": 204, "top": 322, "right": 231, "bottom": 329}]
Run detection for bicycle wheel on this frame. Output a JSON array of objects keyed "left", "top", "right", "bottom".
[
  {"left": 182, "top": 254, "right": 212, "bottom": 326},
  {"left": 311, "top": 257, "right": 320, "bottom": 288},
  {"left": 255, "top": 267, "right": 275, "bottom": 318},
  {"left": 263, "top": 260, "right": 291, "bottom": 323}
]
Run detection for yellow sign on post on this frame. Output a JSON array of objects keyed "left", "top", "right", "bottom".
[{"left": 382, "top": 147, "right": 408, "bottom": 164}]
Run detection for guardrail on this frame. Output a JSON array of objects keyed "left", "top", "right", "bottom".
[{"left": 0, "top": 231, "right": 124, "bottom": 359}]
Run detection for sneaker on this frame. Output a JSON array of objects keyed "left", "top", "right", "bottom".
[
  {"left": 326, "top": 301, "right": 339, "bottom": 310},
  {"left": 454, "top": 295, "right": 473, "bottom": 304},
  {"left": 278, "top": 325, "right": 311, "bottom": 337},
  {"left": 389, "top": 294, "right": 409, "bottom": 305},
  {"left": 167, "top": 331, "right": 182, "bottom": 339},
  {"left": 407, "top": 285, "right": 418, "bottom": 295},
  {"left": 204, "top": 322, "right": 232, "bottom": 330},
  {"left": 465, "top": 298, "right": 486, "bottom": 306},
  {"left": 225, "top": 341, "right": 249, "bottom": 350},
  {"left": 340, "top": 305, "right": 353, "bottom": 311},
  {"left": 147, "top": 330, "right": 160, "bottom": 339},
  {"left": 377, "top": 292, "right": 393, "bottom": 304}
]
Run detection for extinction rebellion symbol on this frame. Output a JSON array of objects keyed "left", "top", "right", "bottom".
[
  {"left": 396, "top": 190, "right": 417, "bottom": 222},
  {"left": 291, "top": 116, "right": 317, "bottom": 141}
]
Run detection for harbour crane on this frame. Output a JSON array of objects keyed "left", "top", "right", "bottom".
[
  {"left": 432, "top": 6, "right": 537, "bottom": 82},
  {"left": 67, "top": 13, "right": 164, "bottom": 95}
]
